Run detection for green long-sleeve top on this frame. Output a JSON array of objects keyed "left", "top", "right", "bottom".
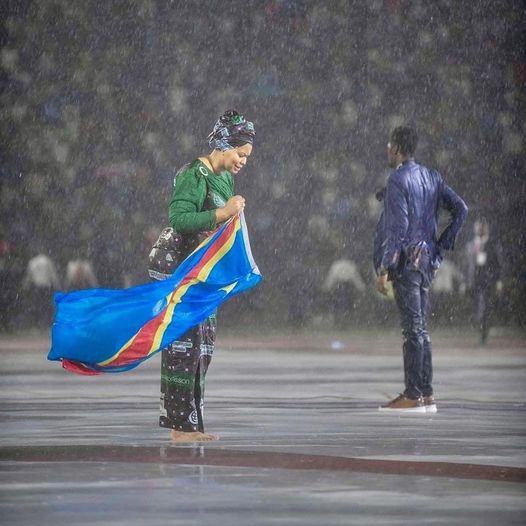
[{"left": 169, "top": 159, "right": 234, "bottom": 233}]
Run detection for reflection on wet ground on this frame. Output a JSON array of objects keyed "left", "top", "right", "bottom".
[{"left": 1, "top": 330, "right": 525, "bottom": 525}]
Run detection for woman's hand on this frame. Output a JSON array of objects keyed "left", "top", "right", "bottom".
[{"left": 215, "top": 195, "right": 245, "bottom": 223}]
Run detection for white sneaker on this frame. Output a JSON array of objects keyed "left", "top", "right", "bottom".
[{"left": 423, "top": 395, "right": 437, "bottom": 413}]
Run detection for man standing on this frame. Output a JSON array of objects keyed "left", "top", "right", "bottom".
[
  {"left": 465, "top": 218, "right": 503, "bottom": 345},
  {"left": 374, "top": 126, "right": 468, "bottom": 413}
]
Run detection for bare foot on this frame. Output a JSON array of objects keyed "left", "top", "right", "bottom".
[{"left": 170, "top": 430, "right": 219, "bottom": 442}]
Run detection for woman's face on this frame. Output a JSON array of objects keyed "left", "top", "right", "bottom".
[{"left": 222, "top": 143, "right": 253, "bottom": 175}]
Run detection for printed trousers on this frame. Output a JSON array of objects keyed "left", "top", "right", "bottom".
[{"left": 159, "top": 315, "right": 216, "bottom": 432}]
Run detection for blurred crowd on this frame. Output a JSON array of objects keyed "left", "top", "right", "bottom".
[{"left": 1, "top": 0, "right": 525, "bottom": 334}]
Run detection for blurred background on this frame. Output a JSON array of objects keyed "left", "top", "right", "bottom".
[{"left": 0, "top": 0, "right": 525, "bottom": 336}]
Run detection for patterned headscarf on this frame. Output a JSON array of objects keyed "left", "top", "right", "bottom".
[{"left": 207, "top": 110, "right": 255, "bottom": 151}]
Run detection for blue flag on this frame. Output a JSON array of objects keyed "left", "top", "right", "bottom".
[{"left": 47, "top": 213, "right": 262, "bottom": 374}]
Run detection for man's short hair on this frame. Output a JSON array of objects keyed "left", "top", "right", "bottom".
[{"left": 391, "top": 126, "right": 418, "bottom": 156}]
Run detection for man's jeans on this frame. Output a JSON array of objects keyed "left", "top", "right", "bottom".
[{"left": 393, "top": 269, "right": 433, "bottom": 399}]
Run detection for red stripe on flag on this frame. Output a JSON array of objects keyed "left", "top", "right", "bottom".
[
  {"left": 106, "top": 304, "right": 168, "bottom": 367},
  {"left": 181, "top": 217, "right": 238, "bottom": 285},
  {"left": 62, "top": 359, "right": 101, "bottom": 376}
]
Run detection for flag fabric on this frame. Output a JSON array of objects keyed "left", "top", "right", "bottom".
[{"left": 47, "top": 213, "right": 262, "bottom": 375}]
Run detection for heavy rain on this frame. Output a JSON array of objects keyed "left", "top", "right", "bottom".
[{"left": 0, "top": 1, "right": 525, "bottom": 525}]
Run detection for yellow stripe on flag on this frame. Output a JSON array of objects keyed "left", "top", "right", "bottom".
[{"left": 97, "top": 291, "right": 173, "bottom": 366}]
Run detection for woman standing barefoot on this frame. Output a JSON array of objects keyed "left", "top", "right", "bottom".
[{"left": 149, "top": 110, "right": 255, "bottom": 442}]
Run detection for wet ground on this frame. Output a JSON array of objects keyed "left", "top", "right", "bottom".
[{"left": 1, "top": 328, "right": 525, "bottom": 525}]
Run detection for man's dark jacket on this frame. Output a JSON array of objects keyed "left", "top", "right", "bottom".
[{"left": 373, "top": 159, "right": 468, "bottom": 277}]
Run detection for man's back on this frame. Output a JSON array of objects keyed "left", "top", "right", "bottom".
[
  {"left": 380, "top": 159, "right": 467, "bottom": 275},
  {"left": 390, "top": 160, "right": 442, "bottom": 250}
]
